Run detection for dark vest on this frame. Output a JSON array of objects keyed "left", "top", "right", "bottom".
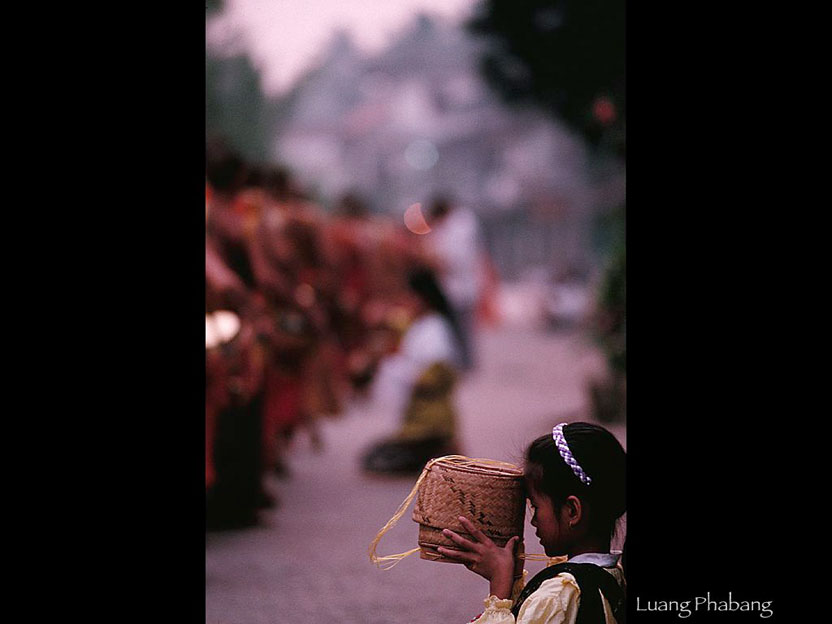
[{"left": 510, "top": 562, "right": 625, "bottom": 624}]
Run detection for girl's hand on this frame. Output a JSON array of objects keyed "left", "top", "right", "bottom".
[{"left": 437, "top": 516, "right": 521, "bottom": 600}]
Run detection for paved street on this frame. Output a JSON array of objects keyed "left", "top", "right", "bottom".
[{"left": 206, "top": 326, "right": 626, "bottom": 624}]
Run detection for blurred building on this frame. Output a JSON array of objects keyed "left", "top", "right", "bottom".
[{"left": 273, "top": 14, "right": 623, "bottom": 280}]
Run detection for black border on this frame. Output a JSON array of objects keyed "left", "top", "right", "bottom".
[
  {"left": 79, "top": 5, "right": 207, "bottom": 622},
  {"left": 84, "top": 3, "right": 795, "bottom": 621},
  {"left": 625, "top": 5, "right": 793, "bottom": 620}
]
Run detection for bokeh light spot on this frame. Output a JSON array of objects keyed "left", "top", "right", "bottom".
[
  {"left": 593, "top": 96, "right": 617, "bottom": 125},
  {"left": 206, "top": 310, "right": 241, "bottom": 349},
  {"left": 404, "top": 202, "right": 432, "bottom": 235},
  {"left": 404, "top": 139, "right": 439, "bottom": 170}
]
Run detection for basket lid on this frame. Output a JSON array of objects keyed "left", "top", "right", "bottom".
[{"left": 428, "top": 455, "right": 524, "bottom": 478}]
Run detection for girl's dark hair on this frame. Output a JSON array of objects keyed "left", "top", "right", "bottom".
[
  {"left": 407, "top": 266, "right": 464, "bottom": 353},
  {"left": 526, "top": 422, "right": 626, "bottom": 540}
]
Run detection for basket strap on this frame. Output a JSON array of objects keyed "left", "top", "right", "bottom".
[{"left": 368, "top": 456, "right": 443, "bottom": 569}]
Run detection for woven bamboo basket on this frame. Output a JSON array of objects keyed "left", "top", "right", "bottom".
[
  {"left": 369, "top": 455, "right": 555, "bottom": 569},
  {"left": 412, "top": 456, "right": 526, "bottom": 563}
]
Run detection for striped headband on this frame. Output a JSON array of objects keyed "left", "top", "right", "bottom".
[{"left": 552, "top": 423, "right": 592, "bottom": 485}]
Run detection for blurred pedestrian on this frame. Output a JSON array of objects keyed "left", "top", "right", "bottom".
[
  {"left": 251, "top": 166, "right": 347, "bottom": 474},
  {"left": 205, "top": 310, "right": 268, "bottom": 530},
  {"left": 426, "top": 195, "right": 485, "bottom": 371},
  {"left": 205, "top": 139, "right": 274, "bottom": 528},
  {"left": 205, "top": 138, "right": 257, "bottom": 291}
]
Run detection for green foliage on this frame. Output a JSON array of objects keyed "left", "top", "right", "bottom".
[
  {"left": 469, "top": 0, "right": 624, "bottom": 150},
  {"left": 206, "top": 51, "right": 272, "bottom": 163},
  {"left": 595, "top": 205, "right": 626, "bottom": 374},
  {"left": 206, "top": 0, "right": 223, "bottom": 17},
  {"left": 470, "top": 2, "right": 626, "bottom": 414},
  {"left": 590, "top": 202, "right": 625, "bottom": 421}
]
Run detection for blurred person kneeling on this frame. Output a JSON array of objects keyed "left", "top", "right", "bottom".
[{"left": 362, "top": 267, "right": 463, "bottom": 475}]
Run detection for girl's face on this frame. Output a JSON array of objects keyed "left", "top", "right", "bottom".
[{"left": 527, "top": 480, "right": 570, "bottom": 557}]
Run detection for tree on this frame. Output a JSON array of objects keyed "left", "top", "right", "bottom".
[
  {"left": 206, "top": 2, "right": 273, "bottom": 163},
  {"left": 206, "top": 51, "right": 272, "bottom": 163},
  {"left": 469, "top": 0, "right": 624, "bottom": 154},
  {"left": 469, "top": 0, "right": 626, "bottom": 421}
]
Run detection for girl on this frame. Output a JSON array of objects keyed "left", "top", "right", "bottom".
[{"left": 438, "top": 422, "right": 626, "bottom": 623}]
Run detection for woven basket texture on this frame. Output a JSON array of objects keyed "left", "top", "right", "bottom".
[{"left": 412, "top": 458, "right": 526, "bottom": 563}]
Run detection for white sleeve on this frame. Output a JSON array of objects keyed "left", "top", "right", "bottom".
[
  {"left": 468, "top": 596, "right": 516, "bottom": 624},
  {"left": 400, "top": 316, "right": 457, "bottom": 368},
  {"left": 469, "top": 574, "right": 582, "bottom": 624},
  {"left": 515, "top": 575, "right": 581, "bottom": 624}
]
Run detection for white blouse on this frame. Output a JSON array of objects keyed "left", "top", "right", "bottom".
[
  {"left": 469, "top": 554, "right": 624, "bottom": 624},
  {"left": 372, "top": 313, "right": 459, "bottom": 419}
]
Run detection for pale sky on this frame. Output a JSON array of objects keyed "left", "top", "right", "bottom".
[{"left": 207, "top": 0, "right": 478, "bottom": 95}]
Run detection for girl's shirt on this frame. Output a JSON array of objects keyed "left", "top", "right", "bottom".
[{"left": 468, "top": 553, "right": 624, "bottom": 624}]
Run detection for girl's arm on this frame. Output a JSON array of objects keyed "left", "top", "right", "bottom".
[
  {"left": 437, "top": 517, "right": 521, "bottom": 599},
  {"left": 441, "top": 517, "right": 583, "bottom": 624}
]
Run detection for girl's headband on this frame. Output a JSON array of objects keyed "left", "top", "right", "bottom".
[{"left": 552, "top": 423, "right": 592, "bottom": 485}]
